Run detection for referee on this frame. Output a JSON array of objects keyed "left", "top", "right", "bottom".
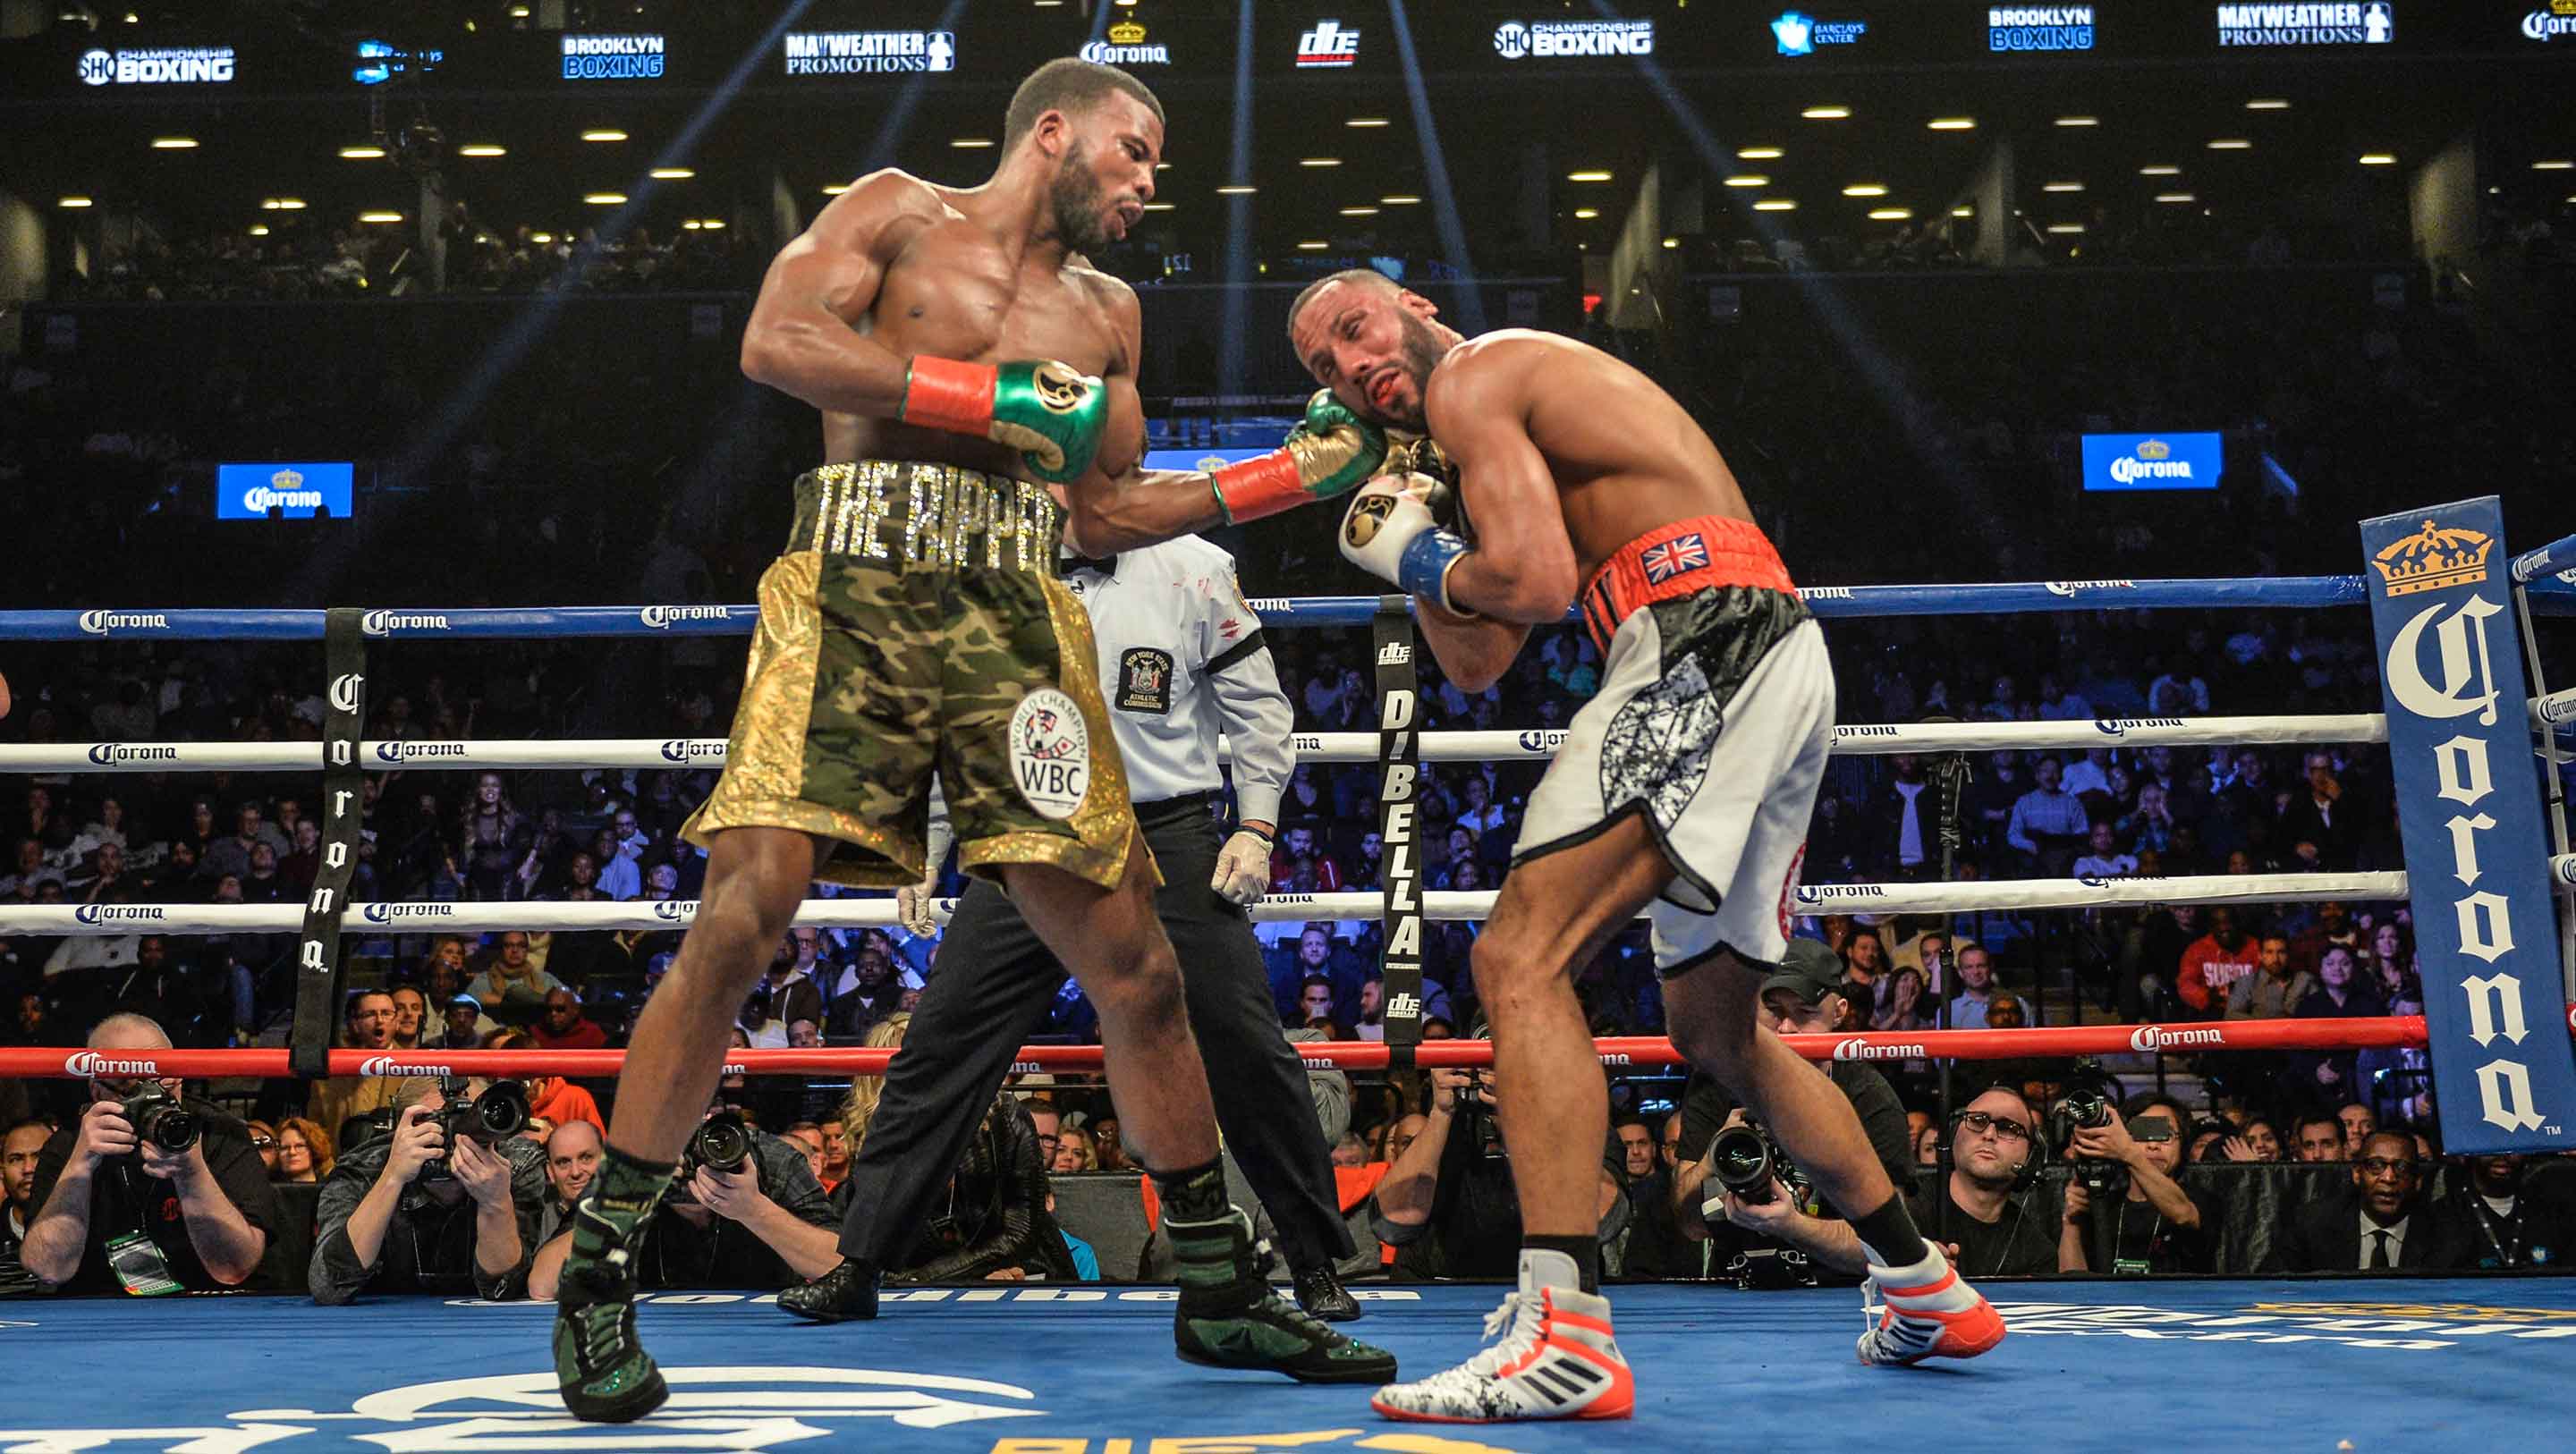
[{"left": 782, "top": 534, "right": 1364, "bottom": 1322}]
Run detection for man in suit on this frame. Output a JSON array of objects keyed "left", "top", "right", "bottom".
[{"left": 2275, "top": 1129, "right": 2472, "bottom": 1272}]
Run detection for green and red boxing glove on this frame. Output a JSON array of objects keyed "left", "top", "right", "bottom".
[
  {"left": 900, "top": 355, "right": 1108, "bottom": 485},
  {"left": 1207, "top": 390, "right": 1390, "bottom": 525}
]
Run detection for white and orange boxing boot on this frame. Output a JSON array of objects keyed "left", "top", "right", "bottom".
[
  {"left": 1856, "top": 1240, "right": 2007, "bottom": 1365},
  {"left": 1371, "top": 1248, "right": 1632, "bottom": 1423}
]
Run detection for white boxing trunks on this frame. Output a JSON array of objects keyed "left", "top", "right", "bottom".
[{"left": 1513, "top": 514, "right": 1832, "bottom": 976}]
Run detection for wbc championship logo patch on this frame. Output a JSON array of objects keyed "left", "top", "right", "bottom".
[
  {"left": 1116, "top": 647, "right": 1174, "bottom": 714},
  {"left": 1009, "top": 689, "right": 1091, "bottom": 821}
]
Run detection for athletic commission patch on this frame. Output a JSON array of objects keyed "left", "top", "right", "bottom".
[
  {"left": 1010, "top": 688, "right": 1091, "bottom": 821},
  {"left": 1116, "top": 647, "right": 1174, "bottom": 714}
]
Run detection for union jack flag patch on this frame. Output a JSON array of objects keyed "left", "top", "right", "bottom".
[{"left": 1641, "top": 533, "right": 1708, "bottom": 586}]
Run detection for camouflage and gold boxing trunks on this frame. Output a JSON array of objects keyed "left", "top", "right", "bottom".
[{"left": 680, "top": 461, "right": 1145, "bottom": 891}]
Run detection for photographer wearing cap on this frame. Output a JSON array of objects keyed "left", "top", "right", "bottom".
[
  {"left": 21, "top": 1013, "right": 283, "bottom": 1293},
  {"left": 529, "top": 1103, "right": 838, "bottom": 1299},
  {"left": 309, "top": 1076, "right": 547, "bottom": 1304},
  {"left": 1674, "top": 943, "right": 1912, "bottom": 1285},
  {"left": 2058, "top": 1093, "right": 2208, "bottom": 1273}
]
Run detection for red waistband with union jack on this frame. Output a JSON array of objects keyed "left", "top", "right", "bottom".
[{"left": 1580, "top": 514, "right": 1797, "bottom": 654}]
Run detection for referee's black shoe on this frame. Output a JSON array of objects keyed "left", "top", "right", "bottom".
[
  {"left": 1293, "top": 1264, "right": 1363, "bottom": 1323},
  {"left": 779, "top": 1259, "right": 880, "bottom": 1323}
]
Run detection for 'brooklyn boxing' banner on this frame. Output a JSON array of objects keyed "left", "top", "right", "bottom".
[
  {"left": 1372, "top": 597, "right": 1426, "bottom": 1056},
  {"left": 2360, "top": 497, "right": 2576, "bottom": 1153}
]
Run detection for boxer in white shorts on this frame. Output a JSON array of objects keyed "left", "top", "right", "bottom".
[{"left": 1286, "top": 268, "right": 2006, "bottom": 1424}]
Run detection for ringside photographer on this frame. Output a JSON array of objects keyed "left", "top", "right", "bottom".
[
  {"left": 309, "top": 1075, "right": 547, "bottom": 1304},
  {"left": 2057, "top": 1092, "right": 2211, "bottom": 1274},
  {"left": 21, "top": 1014, "right": 282, "bottom": 1294},
  {"left": 529, "top": 1104, "right": 837, "bottom": 1298}
]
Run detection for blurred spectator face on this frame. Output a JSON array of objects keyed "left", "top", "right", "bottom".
[
  {"left": 898, "top": 986, "right": 922, "bottom": 1011},
  {"left": 1453, "top": 859, "right": 1482, "bottom": 892},
  {"left": 2138, "top": 782, "right": 2167, "bottom": 816},
  {"left": 476, "top": 773, "right": 504, "bottom": 807},
  {"left": 1358, "top": 979, "right": 1384, "bottom": 1018},
  {"left": 429, "top": 937, "right": 469, "bottom": 976},
  {"left": 1760, "top": 987, "right": 1841, "bottom": 1036},
  {"left": 1617, "top": 1122, "right": 1655, "bottom": 1178},
  {"left": 243, "top": 1120, "right": 277, "bottom": 1173},
  {"left": 2371, "top": 922, "right": 2403, "bottom": 962},
  {"left": 135, "top": 936, "right": 166, "bottom": 974},
  {"left": 1359, "top": 831, "right": 1383, "bottom": 864},
  {"left": 346, "top": 991, "right": 395, "bottom": 1050},
  {"left": 614, "top": 810, "right": 640, "bottom": 842},
  {"left": 445, "top": 999, "right": 482, "bottom": 1042},
  {"left": 2318, "top": 900, "right": 2350, "bottom": 934},
  {"left": 2225, "top": 850, "right": 2256, "bottom": 875},
  {"left": 13, "top": 994, "right": 42, "bottom": 1038},
  {"left": 2109, "top": 765, "right": 2135, "bottom": 800},
  {"left": 1914, "top": 1124, "right": 1942, "bottom": 1166},
  {"left": 1984, "top": 996, "right": 2026, "bottom": 1029},
  {"left": 792, "top": 929, "right": 821, "bottom": 968},
  {"left": 541, "top": 990, "right": 580, "bottom": 1035},
  {"left": 2298, "top": 1118, "right": 2345, "bottom": 1162},
  {"left": 818, "top": 1118, "right": 851, "bottom": 1176},
  {"left": 250, "top": 842, "right": 277, "bottom": 875},
  {"left": 2338, "top": 1102, "right": 2376, "bottom": 1155},
  {"left": 498, "top": 934, "right": 532, "bottom": 970},
  {"left": 1290, "top": 857, "right": 1318, "bottom": 892},
  {"left": 4, "top": 1120, "right": 47, "bottom": 1207},
  {"left": 2354, "top": 1132, "right": 2417, "bottom": 1220},
  {"left": 1661, "top": 1113, "right": 1682, "bottom": 1169},
  {"left": 1028, "top": 1107, "right": 1061, "bottom": 1164},
  {"left": 2253, "top": 936, "right": 2289, "bottom": 977},
  {"left": 2034, "top": 757, "right": 2062, "bottom": 791},
  {"left": 853, "top": 949, "right": 894, "bottom": 988},
  {"left": 2241, "top": 1119, "right": 2282, "bottom": 1161},
  {"left": 646, "top": 865, "right": 680, "bottom": 899},
  {"left": 1953, "top": 1088, "right": 2035, "bottom": 1187},
  {"left": 1957, "top": 945, "right": 1993, "bottom": 991},
  {"left": 2318, "top": 946, "right": 2355, "bottom": 990},
  {"left": 1332, "top": 1133, "right": 1368, "bottom": 1168},
  {"left": 1386, "top": 1113, "right": 1428, "bottom": 1163},
  {"left": 785, "top": 1128, "right": 825, "bottom": 1180},
  {"left": 1301, "top": 979, "right": 1336, "bottom": 1020},
  {"left": 2127, "top": 1107, "right": 2184, "bottom": 1176},
  {"left": 389, "top": 987, "right": 428, "bottom": 1043},
  {"left": 2305, "top": 754, "right": 2335, "bottom": 794},
  {"left": 590, "top": 830, "right": 620, "bottom": 865},
  {"left": 568, "top": 852, "right": 597, "bottom": 889},
  {"left": 191, "top": 802, "right": 216, "bottom": 838},
  {"left": 1284, "top": 828, "right": 1316, "bottom": 857},
  {"left": 276, "top": 1126, "right": 316, "bottom": 1179},
  {"left": 1844, "top": 933, "right": 1885, "bottom": 975},
  {"left": 1299, "top": 928, "right": 1333, "bottom": 969},
  {"left": 2088, "top": 824, "right": 2116, "bottom": 856},
  {"left": 235, "top": 804, "right": 264, "bottom": 840},
  {"left": 788, "top": 1019, "right": 823, "bottom": 1048},
  {"left": 293, "top": 821, "right": 320, "bottom": 855},
  {"left": 547, "top": 1120, "right": 603, "bottom": 1204},
  {"left": 1446, "top": 826, "right": 1475, "bottom": 863}
]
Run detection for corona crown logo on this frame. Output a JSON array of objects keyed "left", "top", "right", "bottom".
[
  {"left": 271, "top": 468, "right": 304, "bottom": 489},
  {"left": 1108, "top": 19, "right": 1146, "bottom": 43},
  {"left": 2135, "top": 439, "right": 2170, "bottom": 460},
  {"left": 2371, "top": 519, "right": 2494, "bottom": 596}
]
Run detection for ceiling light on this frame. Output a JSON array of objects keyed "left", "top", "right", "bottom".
[
  {"left": 2245, "top": 97, "right": 2291, "bottom": 110},
  {"left": 698, "top": 219, "right": 725, "bottom": 230},
  {"left": 682, "top": 220, "right": 702, "bottom": 231},
  {"left": 2535, "top": 160, "right": 2576, "bottom": 171},
  {"left": 248, "top": 224, "right": 269, "bottom": 236},
  {"left": 950, "top": 138, "right": 995, "bottom": 148},
  {"left": 1301, "top": 157, "right": 1343, "bottom": 168},
  {"left": 1724, "top": 174, "right": 1769, "bottom": 188},
  {"left": 2046, "top": 223, "right": 2086, "bottom": 234},
  {"left": 580, "top": 129, "right": 629, "bottom": 142},
  {"left": 1842, "top": 183, "right": 1887, "bottom": 197},
  {"left": 821, "top": 183, "right": 848, "bottom": 195},
  {"left": 530, "top": 232, "right": 554, "bottom": 243},
  {"left": 2055, "top": 116, "right": 2098, "bottom": 127},
  {"left": 1216, "top": 184, "right": 1256, "bottom": 195},
  {"left": 1339, "top": 206, "right": 1378, "bottom": 216},
  {"left": 2155, "top": 192, "right": 2197, "bottom": 203},
  {"left": 1868, "top": 208, "right": 1913, "bottom": 221},
  {"left": 1140, "top": 202, "right": 1173, "bottom": 211},
  {"left": 1754, "top": 199, "right": 1798, "bottom": 212},
  {"left": 150, "top": 136, "right": 197, "bottom": 149},
  {"left": 1951, "top": 206, "right": 1973, "bottom": 217},
  {"left": 2207, "top": 139, "right": 2252, "bottom": 150},
  {"left": 648, "top": 167, "right": 694, "bottom": 180},
  {"left": 1928, "top": 117, "right": 1977, "bottom": 131},
  {"left": 339, "top": 146, "right": 386, "bottom": 160},
  {"left": 1346, "top": 117, "right": 1390, "bottom": 128},
  {"left": 1801, "top": 106, "right": 1850, "bottom": 120},
  {"left": 261, "top": 198, "right": 307, "bottom": 210},
  {"left": 2358, "top": 153, "right": 2396, "bottom": 166},
  {"left": 458, "top": 144, "right": 506, "bottom": 157},
  {"left": 59, "top": 196, "right": 93, "bottom": 208},
  {"left": 2140, "top": 165, "right": 2182, "bottom": 176},
  {"left": 2043, "top": 181, "right": 2085, "bottom": 193},
  {"left": 358, "top": 211, "right": 404, "bottom": 224},
  {"left": 1566, "top": 170, "right": 1614, "bottom": 182},
  {"left": 1738, "top": 147, "right": 1784, "bottom": 159},
  {"left": 1379, "top": 194, "right": 1421, "bottom": 205},
  {"left": 1296, "top": 241, "right": 1328, "bottom": 250},
  {"left": 583, "top": 192, "right": 628, "bottom": 205},
  {"left": 1662, "top": 236, "right": 1680, "bottom": 249},
  {"left": 510, "top": 4, "right": 530, "bottom": 14},
  {"left": 1572, "top": 208, "right": 1599, "bottom": 219}
]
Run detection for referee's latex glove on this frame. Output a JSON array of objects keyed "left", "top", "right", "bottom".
[
  {"left": 895, "top": 872, "right": 943, "bottom": 936},
  {"left": 1211, "top": 828, "right": 1274, "bottom": 906}
]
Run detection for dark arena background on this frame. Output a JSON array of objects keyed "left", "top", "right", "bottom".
[{"left": 2, "top": 1, "right": 2575, "bottom": 1450}]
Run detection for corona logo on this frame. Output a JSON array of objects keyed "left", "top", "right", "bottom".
[
  {"left": 1801, "top": 586, "right": 1855, "bottom": 600},
  {"left": 2045, "top": 579, "right": 2140, "bottom": 596},
  {"left": 1794, "top": 884, "right": 1886, "bottom": 903},
  {"left": 330, "top": 672, "right": 365, "bottom": 714},
  {"left": 657, "top": 900, "right": 699, "bottom": 921},
  {"left": 1108, "top": 19, "right": 1146, "bottom": 43},
  {"left": 78, "top": 611, "right": 169, "bottom": 635},
  {"left": 360, "top": 903, "right": 454, "bottom": 923},
  {"left": 75, "top": 904, "right": 164, "bottom": 924},
  {"left": 1835, "top": 724, "right": 1900, "bottom": 738},
  {"left": 1517, "top": 730, "right": 1569, "bottom": 752},
  {"left": 2135, "top": 439, "right": 2172, "bottom": 461},
  {"left": 64, "top": 1052, "right": 160, "bottom": 1078},
  {"left": 1597, "top": 1052, "right": 1632, "bottom": 1066},
  {"left": 2094, "top": 717, "right": 2189, "bottom": 737},
  {"left": 641, "top": 604, "right": 732, "bottom": 629},
  {"left": 361, "top": 610, "right": 451, "bottom": 634},
  {"left": 1832, "top": 1038, "right": 1924, "bottom": 1061},
  {"left": 2131, "top": 1025, "right": 2226, "bottom": 1052},
  {"left": 87, "top": 744, "right": 178, "bottom": 765},
  {"left": 360, "top": 1057, "right": 447, "bottom": 1077},
  {"left": 662, "top": 739, "right": 724, "bottom": 763},
  {"left": 2371, "top": 519, "right": 2494, "bottom": 597}
]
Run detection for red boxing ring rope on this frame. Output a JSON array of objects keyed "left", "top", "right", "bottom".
[{"left": 12, "top": 1011, "right": 2566, "bottom": 1079}]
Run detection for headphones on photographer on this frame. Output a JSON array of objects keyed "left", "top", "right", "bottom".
[{"left": 1943, "top": 1084, "right": 2046, "bottom": 1194}]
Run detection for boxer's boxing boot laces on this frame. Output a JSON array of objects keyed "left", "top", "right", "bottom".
[
  {"left": 1371, "top": 1251, "right": 1632, "bottom": 1422},
  {"left": 1857, "top": 1241, "right": 2007, "bottom": 1365},
  {"left": 1160, "top": 1161, "right": 1395, "bottom": 1383},
  {"left": 554, "top": 1150, "right": 674, "bottom": 1422}
]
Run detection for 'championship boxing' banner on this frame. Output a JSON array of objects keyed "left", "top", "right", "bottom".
[
  {"left": 289, "top": 609, "right": 368, "bottom": 1078},
  {"left": 1372, "top": 596, "right": 1426, "bottom": 1058},
  {"left": 2360, "top": 497, "right": 2576, "bottom": 1154}
]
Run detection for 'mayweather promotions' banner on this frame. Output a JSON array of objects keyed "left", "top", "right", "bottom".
[{"left": 2361, "top": 497, "right": 2576, "bottom": 1154}]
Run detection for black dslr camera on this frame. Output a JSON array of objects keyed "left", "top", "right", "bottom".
[
  {"left": 421, "top": 1076, "right": 530, "bottom": 1182},
  {"left": 683, "top": 1111, "right": 753, "bottom": 1179},
  {"left": 1708, "top": 1120, "right": 1811, "bottom": 1207},
  {"left": 2050, "top": 1062, "right": 2128, "bottom": 1196},
  {"left": 118, "top": 1085, "right": 200, "bottom": 1154}
]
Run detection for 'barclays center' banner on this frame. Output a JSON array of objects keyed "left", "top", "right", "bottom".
[
  {"left": 217, "top": 461, "right": 353, "bottom": 520},
  {"left": 2360, "top": 496, "right": 2576, "bottom": 1154},
  {"left": 2080, "top": 432, "right": 2221, "bottom": 491}
]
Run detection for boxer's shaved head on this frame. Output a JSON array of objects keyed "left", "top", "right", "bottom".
[
  {"left": 1288, "top": 268, "right": 1402, "bottom": 337},
  {"left": 1004, "top": 58, "right": 1165, "bottom": 149},
  {"left": 1289, "top": 270, "right": 1455, "bottom": 431}
]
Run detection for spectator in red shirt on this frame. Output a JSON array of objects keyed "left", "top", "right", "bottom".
[
  {"left": 530, "top": 988, "right": 609, "bottom": 1052},
  {"left": 2289, "top": 900, "right": 2363, "bottom": 979},
  {"left": 2176, "top": 907, "right": 2261, "bottom": 1017}
]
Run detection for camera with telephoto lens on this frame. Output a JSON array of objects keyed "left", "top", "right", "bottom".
[
  {"left": 682, "top": 1111, "right": 753, "bottom": 1179},
  {"left": 117, "top": 1085, "right": 199, "bottom": 1154},
  {"left": 2049, "top": 1061, "right": 2129, "bottom": 1196},
  {"left": 420, "top": 1076, "right": 530, "bottom": 1182},
  {"left": 1708, "top": 1120, "right": 1812, "bottom": 1207}
]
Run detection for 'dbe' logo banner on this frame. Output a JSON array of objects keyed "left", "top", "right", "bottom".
[{"left": 2362, "top": 497, "right": 2576, "bottom": 1152}]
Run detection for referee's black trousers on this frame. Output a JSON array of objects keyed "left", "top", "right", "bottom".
[{"left": 833, "top": 795, "right": 1355, "bottom": 1272}]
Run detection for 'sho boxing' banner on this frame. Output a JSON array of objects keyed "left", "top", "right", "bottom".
[{"left": 2360, "top": 497, "right": 2576, "bottom": 1154}]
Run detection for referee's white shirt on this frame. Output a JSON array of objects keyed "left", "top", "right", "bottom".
[{"left": 1059, "top": 535, "right": 1292, "bottom": 826}]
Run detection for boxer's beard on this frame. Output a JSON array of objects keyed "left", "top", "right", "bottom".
[
  {"left": 1049, "top": 143, "right": 1114, "bottom": 254},
  {"left": 1370, "top": 311, "right": 1445, "bottom": 431}
]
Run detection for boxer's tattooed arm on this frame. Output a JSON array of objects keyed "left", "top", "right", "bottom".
[{"left": 1422, "top": 351, "right": 1580, "bottom": 623}]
